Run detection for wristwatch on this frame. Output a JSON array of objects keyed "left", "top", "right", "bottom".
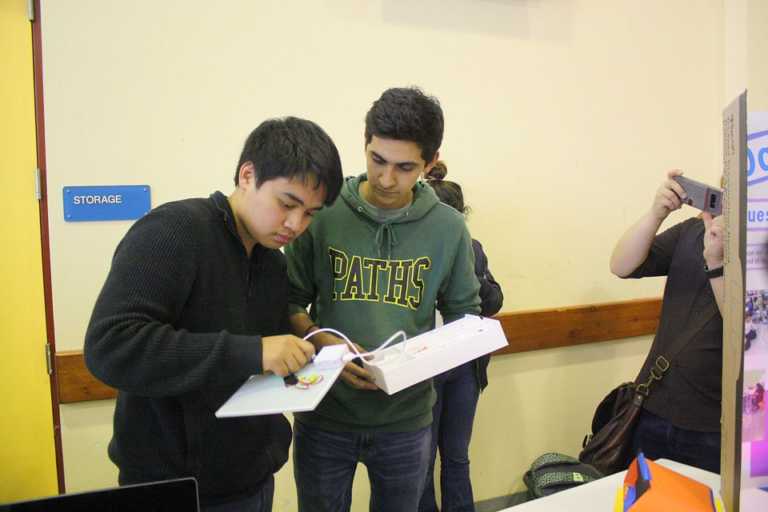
[{"left": 704, "top": 263, "right": 724, "bottom": 279}]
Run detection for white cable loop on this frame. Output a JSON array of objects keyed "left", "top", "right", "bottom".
[{"left": 303, "top": 328, "right": 407, "bottom": 364}]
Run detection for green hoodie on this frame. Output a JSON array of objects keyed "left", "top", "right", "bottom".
[{"left": 286, "top": 174, "right": 481, "bottom": 432}]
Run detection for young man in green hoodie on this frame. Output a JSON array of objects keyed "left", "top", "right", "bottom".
[{"left": 285, "top": 87, "right": 481, "bottom": 512}]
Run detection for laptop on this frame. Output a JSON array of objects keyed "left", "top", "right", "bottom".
[{"left": 0, "top": 477, "right": 199, "bottom": 512}]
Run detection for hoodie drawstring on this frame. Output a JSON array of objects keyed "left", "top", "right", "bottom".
[{"left": 374, "top": 223, "right": 399, "bottom": 259}]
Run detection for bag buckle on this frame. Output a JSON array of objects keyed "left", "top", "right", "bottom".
[{"left": 638, "top": 356, "right": 670, "bottom": 395}]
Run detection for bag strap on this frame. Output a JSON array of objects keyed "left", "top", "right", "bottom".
[
  {"left": 636, "top": 308, "right": 717, "bottom": 397},
  {"left": 529, "top": 452, "right": 580, "bottom": 472}
]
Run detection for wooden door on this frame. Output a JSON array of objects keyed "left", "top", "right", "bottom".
[{"left": 0, "top": 0, "right": 59, "bottom": 502}]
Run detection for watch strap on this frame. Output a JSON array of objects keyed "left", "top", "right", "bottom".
[{"left": 704, "top": 263, "right": 724, "bottom": 279}]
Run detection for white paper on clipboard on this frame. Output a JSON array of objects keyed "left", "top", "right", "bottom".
[{"left": 215, "top": 360, "right": 344, "bottom": 418}]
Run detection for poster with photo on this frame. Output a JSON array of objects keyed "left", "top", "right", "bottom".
[{"left": 743, "top": 111, "right": 768, "bottom": 495}]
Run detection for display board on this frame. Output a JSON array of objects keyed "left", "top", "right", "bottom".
[
  {"left": 721, "top": 91, "right": 747, "bottom": 512},
  {"left": 741, "top": 110, "right": 768, "bottom": 509}
]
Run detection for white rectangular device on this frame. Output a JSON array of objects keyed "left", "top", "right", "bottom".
[
  {"left": 215, "top": 345, "right": 349, "bottom": 417},
  {"left": 363, "top": 315, "right": 508, "bottom": 395}
]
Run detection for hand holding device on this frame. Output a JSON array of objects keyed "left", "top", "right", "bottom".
[
  {"left": 262, "top": 335, "right": 315, "bottom": 376},
  {"left": 672, "top": 175, "right": 723, "bottom": 216},
  {"left": 651, "top": 170, "right": 687, "bottom": 220},
  {"left": 340, "top": 343, "right": 379, "bottom": 390},
  {"left": 702, "top": 212, "right": 725, "bottom": 270}
]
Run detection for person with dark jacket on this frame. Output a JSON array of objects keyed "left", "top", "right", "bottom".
[
  {"left": 84, "top": 117, "right": 344, "bottom": 511},
  {"left": 418, "top": 160, "right": 503, "bottom": 512},
  {"left": 609, "top": 169, "right": 724, "bottom": 473}
]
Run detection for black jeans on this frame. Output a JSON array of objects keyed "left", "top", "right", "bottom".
[
  {"left": 631, "top": 408, "right": 720, "bottom": 473},
  {"left": 419, "top": 362, "right": 480, "bottom": 512},
  {"left": 293, "top": 421, "right": 432, "bottom": 512},
  {"left": 202, "top": 476, "right": 274, "bottom": 512}
]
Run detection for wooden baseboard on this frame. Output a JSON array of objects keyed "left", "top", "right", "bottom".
[
  {"left": 56, "top": 351, "right": 117, "bottom": 403},
  {"left": 494, "top": 297, "right": 662, "bottom": 355},
  {"left": 56, "top": 297, "right": 662, "bottom": 404}
]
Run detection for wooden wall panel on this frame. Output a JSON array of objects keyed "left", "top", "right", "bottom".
[
  {"left": 56, "top": 297, "right": 662, "bottom": 403},
  {"left": 494, "top": 297, "right": 662, "bottom": 355},
  {"left": 56, "top": 351, "right": 117, "bottom": 403}
]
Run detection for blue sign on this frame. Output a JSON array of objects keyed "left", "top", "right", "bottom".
[
  {"left": 747, "top": 129, "right": 768, "bottom": 186},
  {"left": 63, "top": 185, "right": 151, "bottom": 222}
]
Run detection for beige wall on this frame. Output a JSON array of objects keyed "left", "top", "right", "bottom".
[
  {"left": 747, "top": 0, "right": 768, "bottom": 111},
  {"left": 40, "top": 0, "right": 749, "bottom": 508}
]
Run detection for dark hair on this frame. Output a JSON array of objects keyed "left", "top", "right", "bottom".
[
  {"left": 364, "top": 87, "right": 444, "bottom": 163},
  {"left": 424, "top": 161, "right": 469, "bottom": 215},
  {"left": 234, "top": 117, "right": 343, "bottom": 205}
]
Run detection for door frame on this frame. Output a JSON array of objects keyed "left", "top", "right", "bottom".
[{"left": 31, "top": 0, "right": 65, "bottom": 493}]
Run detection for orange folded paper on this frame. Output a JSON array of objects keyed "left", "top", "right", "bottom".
[{"left": 615, "top": 455, "right": 723, "bottom": 511}]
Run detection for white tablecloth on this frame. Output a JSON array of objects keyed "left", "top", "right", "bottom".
[{"left": 500, "top": 459, "right": 721, "bottom": 511}]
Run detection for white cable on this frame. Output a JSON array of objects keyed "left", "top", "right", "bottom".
[
  {"left": 303, "top": 327, "right": 407, "bottom": 364},
  {"left": 365, "top": 330, "right": 408, "bottom": 364}
]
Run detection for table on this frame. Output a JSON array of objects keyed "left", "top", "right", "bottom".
[{"left": 500, "top": 459, "right": 720, "bottom": 511}]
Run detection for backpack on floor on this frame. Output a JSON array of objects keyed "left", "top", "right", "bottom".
[{"left": 523, "top": 452, "right": 603, "bottom": 500}]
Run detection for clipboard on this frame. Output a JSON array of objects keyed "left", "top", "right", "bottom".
[{"left": 215, "top": 358, "right": 345, "bottom": 418}]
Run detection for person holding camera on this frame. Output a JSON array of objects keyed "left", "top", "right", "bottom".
[{"left": 609, "top": 169, "right": 724, "bottom": 473}]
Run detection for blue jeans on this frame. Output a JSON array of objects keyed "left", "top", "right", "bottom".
[
  {"left": 419, "top": 362, "right": 480, "bottom": 512},
  {"left": 203, "top": 476, "right": 274, "bottom": 512},
  {"left": 631, "top": 408, "right": 721, "bottom": 474},
  {"left": 293, "top": 421, "right": 432, "bottom": 512}
]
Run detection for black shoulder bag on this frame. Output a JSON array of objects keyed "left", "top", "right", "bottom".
[
  {"left": 577, "top": 355, "right": 669, "bottom": 475},
  {"left": 579, "top": 295, "right": 719, "bottom": 475}
]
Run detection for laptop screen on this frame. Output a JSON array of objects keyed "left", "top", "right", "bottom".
[{"left": 0, "top": 478, "right": 199, "bottom": 512}]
